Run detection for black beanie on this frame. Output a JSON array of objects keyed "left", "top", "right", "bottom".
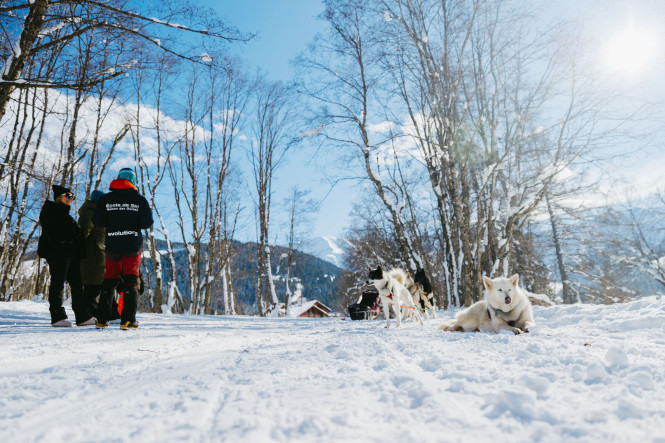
[{"left": 52, "top": 185, "right": 71, "bottom": 200}]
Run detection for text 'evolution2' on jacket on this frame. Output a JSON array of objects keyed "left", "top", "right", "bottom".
[{"left": 92, "top": 178, "right": 153, "bottom": 256}]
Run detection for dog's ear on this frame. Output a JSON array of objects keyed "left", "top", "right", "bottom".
[
  {"left": 406, "top": 272, "right": 411, "bottom": 279},
  {"left": 482, "top": 275, "right": 493, "bottom": 290},
  {"left": 509, "top": 274, "right": 519, "bottom": 286},
  {"left": 377, "top": 265, "right": 382, "bottom": 272}
]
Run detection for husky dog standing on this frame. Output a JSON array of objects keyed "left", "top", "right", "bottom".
[
  {"left": 366, "top": 266, "right": 424, "bottom": 328},
  {"left": 405, "top": 269, "right": 437, "bottom": 319},
  {"left": 438, "top": 274, "right": 535, "bottom": 334}
]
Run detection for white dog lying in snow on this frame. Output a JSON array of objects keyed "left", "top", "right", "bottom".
[{"left": 438, "top": 274, "right": 535, "bottom": 334}]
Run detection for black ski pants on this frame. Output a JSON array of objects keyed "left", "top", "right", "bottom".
[
  {"left": 83, "top": 284, "right": 101, "bottom": 318},
  {"left": 46, "top": 255, "right": 90, "bottom": 324},
  {"left": 97, "top": 275, "right": 138, "bottom": 324}
]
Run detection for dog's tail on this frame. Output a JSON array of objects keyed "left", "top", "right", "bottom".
[{"left": 388, "top": 268, "right": 407, "bottom": 285}]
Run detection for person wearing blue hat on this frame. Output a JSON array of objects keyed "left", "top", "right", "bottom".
[
  {"left": 93, "top": 168, "right": 153, "bottom": 330},
  {"left": 116, "top": 167, "right": 136, "bottom": 186}
]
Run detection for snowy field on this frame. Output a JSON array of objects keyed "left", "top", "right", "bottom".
[{"left": 2, "top": 298, "right": 665, "bottom": 443}]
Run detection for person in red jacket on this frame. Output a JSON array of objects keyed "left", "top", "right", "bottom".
[{"left": 93, "top": 168, "right": 153, "bottom": 330}]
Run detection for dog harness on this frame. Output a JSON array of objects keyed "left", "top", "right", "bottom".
[
  {"left": 488, "top": 307, "right": 516, "bottom": 327},
  {"left": 380, "top": 280, "right": 419, "bottom": 310},
  {"left": 382, "top": 280, "right": 393, "bottom": 298}
]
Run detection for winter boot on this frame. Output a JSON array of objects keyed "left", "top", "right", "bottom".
[
  {"left": 95, "top": 320, "right": 109, "bottom": 329},
  {"left": 120, "top": 320, "right": 139, "bottom": 330}
]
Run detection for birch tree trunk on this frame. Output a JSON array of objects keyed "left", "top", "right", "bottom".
[
  {"left": 249, "top": 81, "right": 295, "bottom": 315},
  {"left": 0, "top": 0, "right": 49, "bottom": 120}
]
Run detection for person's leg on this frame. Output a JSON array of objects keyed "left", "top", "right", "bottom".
[
  {"left": 120, "top": 274, "right": 138, "bottom": 324},
  {"left": 83, "top": 284, "right": 101, "bottom": 316},
  {"left": 96, "top": 256, "right": 122, "bottom": 325},
  {"left": 45, "top": 257, "right": 68, "bottom": 323},
  {"left": 67, "top": 257, "right": 92, "bottom": 324},
  {"left": 120, "top": 253, "right": 142, "bottom": 327}
]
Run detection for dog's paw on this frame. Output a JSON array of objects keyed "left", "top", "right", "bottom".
[{"left": 512, "top": 328, "right": 524, "bottom": 335}]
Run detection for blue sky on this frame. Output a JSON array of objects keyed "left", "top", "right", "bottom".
[
  {"left": 203, "top": 0, "right": 357, "bottom": 241},
  {"left": 210, "top": 0, "right": 326, "bottom": 81}
]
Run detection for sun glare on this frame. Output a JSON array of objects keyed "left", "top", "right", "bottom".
[{"left": 605, "top": 27, "right": 657, "bottom": 77}]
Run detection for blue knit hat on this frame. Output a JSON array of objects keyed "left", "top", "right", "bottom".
[
  {"left": 117, "top": 168, "right": 136, "bottom": 186},
  {"left": 90, "top": 190, "right": 104, "bottom": 202}
]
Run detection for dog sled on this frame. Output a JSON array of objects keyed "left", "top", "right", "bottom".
[{"left": 348, "top": 290, "right": 381, "bottom": 320}]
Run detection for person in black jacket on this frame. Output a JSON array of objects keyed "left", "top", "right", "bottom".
[
  {"left": 38, "top": 185, "right": 96, "bottom": 327},
  {"left": 93, "top": 168, "right": 153, "bottom": 330}
]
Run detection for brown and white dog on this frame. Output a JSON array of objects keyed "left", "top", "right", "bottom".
[{"left": 438, "top": 274, "right": 535, "bottom": 334}]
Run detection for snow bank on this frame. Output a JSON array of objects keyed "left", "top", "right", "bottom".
[{"left": 1, "top": 297, "right": 664, "bottom": 442}]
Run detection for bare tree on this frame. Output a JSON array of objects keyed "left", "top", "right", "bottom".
[
  {"left": 0, "top": 37, "right": 76, "bottom": 301},
  {"left": 82, "top": 35, "right": 130, "bottom": 198},
  {"left": 166, "top": 70, "right": 210, "bottom": 315},
  {"left": 0, "top": 0, "right": 247, "bottom": 120},
  {"left": 281, "top": 188, "right": 319, "bottom": 316},
  {"left": 131, "top": 52, "right": 180, "bottom": 313},
  {"left": 249, "top": 81, "right": 296, "bottom": 316},
  {"left": 201, "top": 58, "right": 250, "bottom": 315},
  {"left": 157, "top": 55, "right": 251, "bottom": 315},
  {"left": 297, "top": 0, "right": 423, "bottom": 276}
]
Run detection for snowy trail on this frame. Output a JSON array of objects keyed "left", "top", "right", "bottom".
[{"left": 2, "top": 298, "right": 665, "bottom": 442}]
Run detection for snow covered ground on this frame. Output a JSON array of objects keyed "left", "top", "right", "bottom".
[{"left": 2, "top": 297, "right": 665, "bottom": 443}]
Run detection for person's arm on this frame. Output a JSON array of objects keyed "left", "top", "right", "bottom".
[
  {"left": 39, "top": 204, "right": 55, "bottom": 238},
  {"left": 139, "top": 197, "right": 154, "bottom": 230},
  {"left": 79, "top": 211, "right": 93, "bottom": 239},
  {"left": 92, "top": 197, "right": 107, "bottom": 228},
  {"left": 92, "top": 225, "right": 105, "bottom": 251}
]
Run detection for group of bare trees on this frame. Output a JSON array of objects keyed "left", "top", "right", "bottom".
[
  {"left": 133, "top": 54, "right": 254, "bottom": 315},
  {"left": 0, "top": 0, "right": 304, "bottom": 315},
  {"left": 300, "top": 0, "right": 658, "bottom": 307}
]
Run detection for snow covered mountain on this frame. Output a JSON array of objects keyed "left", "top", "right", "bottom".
[{"left": 302, "top": 236, "right": 351, "bottom": 269}]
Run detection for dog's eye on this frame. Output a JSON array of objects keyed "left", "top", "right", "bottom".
[
  {"left": 507, "top": 289, "right": 512, "bottom": 292},
  {"left": 498, "top": 289, "right": 503, "bottom": 292}
]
